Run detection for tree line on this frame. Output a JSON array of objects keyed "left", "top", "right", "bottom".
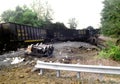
[
  {"left": 99, "top": 0, "right": 120, "bottom": 61},
  {"left": 0, "top": 0, "right": 78, "bottom": 29},
  {"left": 101, "top": 0, "right": 120, "bottom": 38},
  {"left": 1, "top": 0, "right": 120, "bottom": 34}
]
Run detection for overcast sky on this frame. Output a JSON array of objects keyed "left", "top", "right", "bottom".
[{"left": 0, "top": 0, "right": 104, "bottom": 29}]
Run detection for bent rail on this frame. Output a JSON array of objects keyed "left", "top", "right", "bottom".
[{"left": 35, "top": 61, "right": 120, "bottom": 78}]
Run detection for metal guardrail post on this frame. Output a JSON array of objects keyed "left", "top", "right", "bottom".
[
  {"left": 99, "top": 64, "right": 103, "bottom": 81},
  {"left": 77, "top": 72, "right": 80, "bottom": 79},
  {"left": 40, "top": 69, "right": 44, "bottom": 75},
  {"left": 56, "top": 70, "right": 60, "bottom": 77}
]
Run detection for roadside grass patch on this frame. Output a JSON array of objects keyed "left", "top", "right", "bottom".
[{"left": 99, "top": 41, "right": 120, "bottom": 61}]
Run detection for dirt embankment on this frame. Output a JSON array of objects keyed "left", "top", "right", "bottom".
[{"left": 0, "top": 41, "right": 120, "bottom": 84}]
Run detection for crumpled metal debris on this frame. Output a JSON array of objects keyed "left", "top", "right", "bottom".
[{"left": 25, "top": 43, "right": 54, "bottom": 57}]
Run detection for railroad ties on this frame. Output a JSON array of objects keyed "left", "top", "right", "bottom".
[{"left": 25, "top": 43, "right": 54, "bottom": 57}]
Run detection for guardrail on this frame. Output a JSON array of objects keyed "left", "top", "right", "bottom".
[{"left": 35, "top": 61, "right": 120, "bottom": 78}]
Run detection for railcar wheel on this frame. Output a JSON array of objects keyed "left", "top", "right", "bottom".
[{"left": 89, "top": 37, "right": 97, "bottom": 45}]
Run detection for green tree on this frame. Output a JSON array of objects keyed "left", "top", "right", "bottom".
[
  {"left": 101, "top": 0, "right": 120, "bottom": 37},
  {"left": 31, "top": 0, "right": 53, "bottom": 24},
  {"left": 51, "top": 22, "right": 67, "bottom": 29},
  {"left": 42, "top": 22, "right": 67, "bottom": 29},
  {"left": 1, "top": 5, "right": 43, "bottom": 27},
  {"left": 1, "top": 10, "right": 15, "bottom": 22},
  {"left": 68, "top": 18, "right": 78, "bottom": 29}
]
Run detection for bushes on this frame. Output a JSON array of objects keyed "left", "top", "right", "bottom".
[{"left": 99, "top": 41, "right": 120, "bottom": 61}]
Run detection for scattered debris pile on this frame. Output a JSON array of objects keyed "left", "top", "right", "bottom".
[{"left": 25, "top": 43, "right": 54, "bottom": 57}]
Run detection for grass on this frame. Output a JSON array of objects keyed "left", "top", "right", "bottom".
[{"left": 99, "top": 41, "right": 120, "bottom": 61}]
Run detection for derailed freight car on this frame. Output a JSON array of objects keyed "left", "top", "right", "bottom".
[
  {"left": 0, "top": 22, "right": 99, "bottom": 52},
  {"left": 46, "top": 29, "right": 88, "bottom": 41},
  {"left": 0, "top": 22, "right": 46, "bottom": 51},
  {"left": 46, "top": 27, "right": 98, "bottom": 45}
]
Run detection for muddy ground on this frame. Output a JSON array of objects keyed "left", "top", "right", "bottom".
[{"left": 0, "top": 41, "right": 120, "bottom": 84}]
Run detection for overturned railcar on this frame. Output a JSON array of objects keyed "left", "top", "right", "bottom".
[{"left": 46, "top": 28, "right": 98, "bottom": 44}]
